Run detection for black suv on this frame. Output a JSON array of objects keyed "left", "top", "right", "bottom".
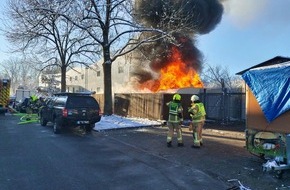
[{"left": 39, "top": 93, "right": 101, "bottom": 134}]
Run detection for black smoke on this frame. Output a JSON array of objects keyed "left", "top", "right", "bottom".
[
  {"left": 134, "top": 0, "right": 224, "bottom": 34},
  {"left": 132, "top": 0, "right": 224, "bottom": 88}
]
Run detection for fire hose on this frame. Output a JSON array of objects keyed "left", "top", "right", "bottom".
[{"left": 227, "top": 179, "right": 251, "bottom": 190}]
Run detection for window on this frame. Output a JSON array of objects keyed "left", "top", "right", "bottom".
[
  {"left": 75, "top": 76, "right": 78, "bottom": 80},
  {"left": 53, "top": 97, "right": 67, "bottom": 107},
  {"left": 96, "top": 71, "right": 101, "bottom": 76},
  {"left": 81, "top": 74, "right": 84, "bottom": 80},
  {"left": 69, "top": 77, "right": 72, "bottom": 82},
  {"left": 118, "top": 66, "right": 124, "bottom": 73},
  {"left": 96, "top": 87, "right": 101, "bottom": 92},
  {"left": 66, "top": 96, "right": 99, "bottom": 108}
]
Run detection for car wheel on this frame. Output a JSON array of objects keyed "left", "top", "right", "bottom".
[
  {"left": 276, "top": 170, "right": 284, "bottom": 179},
  {"left": 40, "top": 115, "right": 47, "bottom": 126},
  {"left": 53, "top": 121, "right": 62, "bottom": 134},
  {"left": 86, "top": 124, "right": 95, "bottom": 132},
  {"left": 20, "top": 107, "right": 26, "bottom": 113}
]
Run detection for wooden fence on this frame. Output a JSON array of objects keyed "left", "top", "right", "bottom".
[{"left": 93, "top": 88, "right": 246, "bottom": 123}]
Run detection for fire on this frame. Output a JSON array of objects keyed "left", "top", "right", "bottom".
[{"left": 139, "top": 47, "right": 203, "bottom": 92}]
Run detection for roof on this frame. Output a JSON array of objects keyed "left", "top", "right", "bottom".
[
  {"left": 236, "top": 56, "right": 290, "bottom": 75},
  {"left": 53, "top": 92, "right": 95, "bottom": 96}
]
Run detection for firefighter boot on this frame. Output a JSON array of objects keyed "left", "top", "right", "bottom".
[
  {"left": 200, "top": 138, "right": 203, "bottom": 146},
  {"left": 167, "top": 141, "right": 172, "bottom": 147},
  {"left": 177, "top": 142, "right": 184, "bottom": 147},
  {"left": 192, "top": 132, "right": 200, "bottom": 148}
]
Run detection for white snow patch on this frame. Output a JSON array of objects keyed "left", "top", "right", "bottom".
[{"left": 93, "top": 114, "right": 163, "bottom": 131}]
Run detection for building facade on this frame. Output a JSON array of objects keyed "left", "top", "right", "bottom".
[{"left": 39, "top": 55, "right": 133, "bottom": 94}]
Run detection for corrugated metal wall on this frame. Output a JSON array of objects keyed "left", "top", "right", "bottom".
[{"left": 201, "top": 91, "right": 245, "bottom": 122}]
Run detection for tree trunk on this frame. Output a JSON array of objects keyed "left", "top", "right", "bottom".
[
  {"left": 102, "top": 7, "right": 112, "bottom": 115},
  {"left": 61, "top": 66, "right": 66, "bottom": 92},
  {"left": 103, "top": 58, "right": 113, "bottom": 115}
]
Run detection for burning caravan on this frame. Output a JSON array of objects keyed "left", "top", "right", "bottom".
[{"left": 237, "top": 56, "right": 290, "bottom": 177}]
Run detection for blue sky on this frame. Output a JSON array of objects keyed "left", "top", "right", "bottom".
[
  {"left": 0, "top": 1, "right": 10, "bottom": 65},
  {"left": 197, "top": 0, "right": 290, "bottom": 75},
  {"left": 0, "top": 0, "right": 290, "bottom": 76}
]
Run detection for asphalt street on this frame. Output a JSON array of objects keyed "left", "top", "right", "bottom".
[{"left": 0, "top": 114, "right": 227, "bottom": 190}]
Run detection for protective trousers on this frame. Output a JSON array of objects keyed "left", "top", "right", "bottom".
[
  {"left": 167, "top": 122, "right": 183, "bottom": 144},
  {"left": 191, "top": 120, "right": 205, "bottom": 147}
]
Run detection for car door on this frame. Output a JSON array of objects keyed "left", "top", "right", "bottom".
[{"left": 42, "top": 98, "right": 55, "bottom": 122}]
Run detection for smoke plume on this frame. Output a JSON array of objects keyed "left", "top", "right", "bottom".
[{"left": 132, "top": 0, "right": 224, "bottom": 90}]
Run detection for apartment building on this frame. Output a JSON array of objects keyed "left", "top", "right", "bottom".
[{"left": 40, "top": 56, "right": 133, "bottom": 94}]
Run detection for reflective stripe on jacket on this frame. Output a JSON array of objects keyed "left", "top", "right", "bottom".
[
  {"left": 188, "top": 102, "right": 206, "bottom": 123},
  {"left": 167, "top": 101, "right": 183, "bottom": 123}
]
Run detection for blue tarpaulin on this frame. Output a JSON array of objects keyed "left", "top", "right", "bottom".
[{"left": 242, "top": 63, "right": 290, "bottom": 122}]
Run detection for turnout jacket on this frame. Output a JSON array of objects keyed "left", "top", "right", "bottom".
[
  {"left": 166, "top": 101, "right": 183, "bottom": 123},
  {"left": 188, "top": 102, "right": 206, "bottom": 123}
]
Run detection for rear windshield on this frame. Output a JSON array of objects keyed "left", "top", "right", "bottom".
[{"left": 66, "top": 96, "right": 99, "bottom": 108}]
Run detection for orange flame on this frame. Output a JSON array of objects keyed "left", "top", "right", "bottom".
[{"left": 139, "top": 47, "right": 203, "bottom": 92}]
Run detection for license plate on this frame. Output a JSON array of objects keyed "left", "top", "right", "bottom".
[{"left": 77, "top": 121, "right": 89, "bottom": 124}]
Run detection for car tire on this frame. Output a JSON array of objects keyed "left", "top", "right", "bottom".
[
  {"left": 20, "top": 107, "right": 26, "bottom": 113},
  {"left": 40, "top": 115, "right": 47, "bottom": 126},
  {"left": 86, "top": 124, "right": 95, "bottom": 132},
  {"left": 53, "top": 120, "right": 62, "bottom": 134}
]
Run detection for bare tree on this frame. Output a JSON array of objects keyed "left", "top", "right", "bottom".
[
  {"left": 51, "top": 0, "right": 190, "bottom": 115},
  {"left": 201, "top": 63, "right": 243, "bottom": 90},
  {"left": 3, "top": 0, "right": 171, "bottom": 115},
  {"left": 39, "top": 65, "right": 61, "bottom": 94},
  {"left": 3, "top": 0, "right": 100, "bottom": 92},
  {"left": 4, "top": 0, "right": 220, "bottom": 115},
  {"left": 0, "top": 58, "right": 39, "bottom": 93}
]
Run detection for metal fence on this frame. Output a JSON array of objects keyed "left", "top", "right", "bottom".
[
  {"left": 92, "top": 89, "right": 246, "bottom": 123},
  {"left": 200, "top": 90, "right": 245, "bottom": 123}
]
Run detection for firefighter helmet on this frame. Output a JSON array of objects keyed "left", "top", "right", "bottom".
[
  {"left": 173, "top": 93, "right": 181, "bottom": 101},
  {"left": 191, "top": 95, "right": 199, "bottom": 102}
]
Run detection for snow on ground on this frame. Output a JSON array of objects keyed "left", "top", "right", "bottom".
[{"left": 93, "top": 114, "right": 164, "bottom": 131}]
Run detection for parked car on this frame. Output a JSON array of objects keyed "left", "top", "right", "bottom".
[
  {"left": 39, "top": 93, "right": 101, "bottom": 134},
  {"left": 15, "top": 97, "right": 30, "bottom": 113}
]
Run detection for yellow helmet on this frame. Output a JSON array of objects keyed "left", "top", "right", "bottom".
[{"left": 173, "top": 93, "right": 181, "bottom": 101}]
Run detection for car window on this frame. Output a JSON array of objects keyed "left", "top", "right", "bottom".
[
  {"left": 66, "top": 96, "right": 99, "bottom": 108},
  {"left": 18, "top": 98, "right": 27, "bottom": 105},
  {"left": 23, "top": 98, "right": 30, "bottom": 105},
  {"left": 45, "top": 98, "right": 53, "bottom": 106},
  {"left": 53, "top": 97, "right": 67, "bottom": 107}
]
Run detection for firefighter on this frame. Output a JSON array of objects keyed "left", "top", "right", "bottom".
[
  {"left": 166, "top": 93, "right": 184, "bottom": 147},
  {"left": 27, "top": 95, "right": 39, "bottom": 113},
  {"left": 36, "top": 97, "right": 46, "bottom": 115},
  {"left": 188, "top": 95, "right": 206, "bottom": 148},
  {"left": 30, "top": 95, "right": 38, "bottom": 103}
]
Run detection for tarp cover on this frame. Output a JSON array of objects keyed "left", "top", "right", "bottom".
[{"left": 242, "top": 62, "right": 290, "bottom": 122}]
